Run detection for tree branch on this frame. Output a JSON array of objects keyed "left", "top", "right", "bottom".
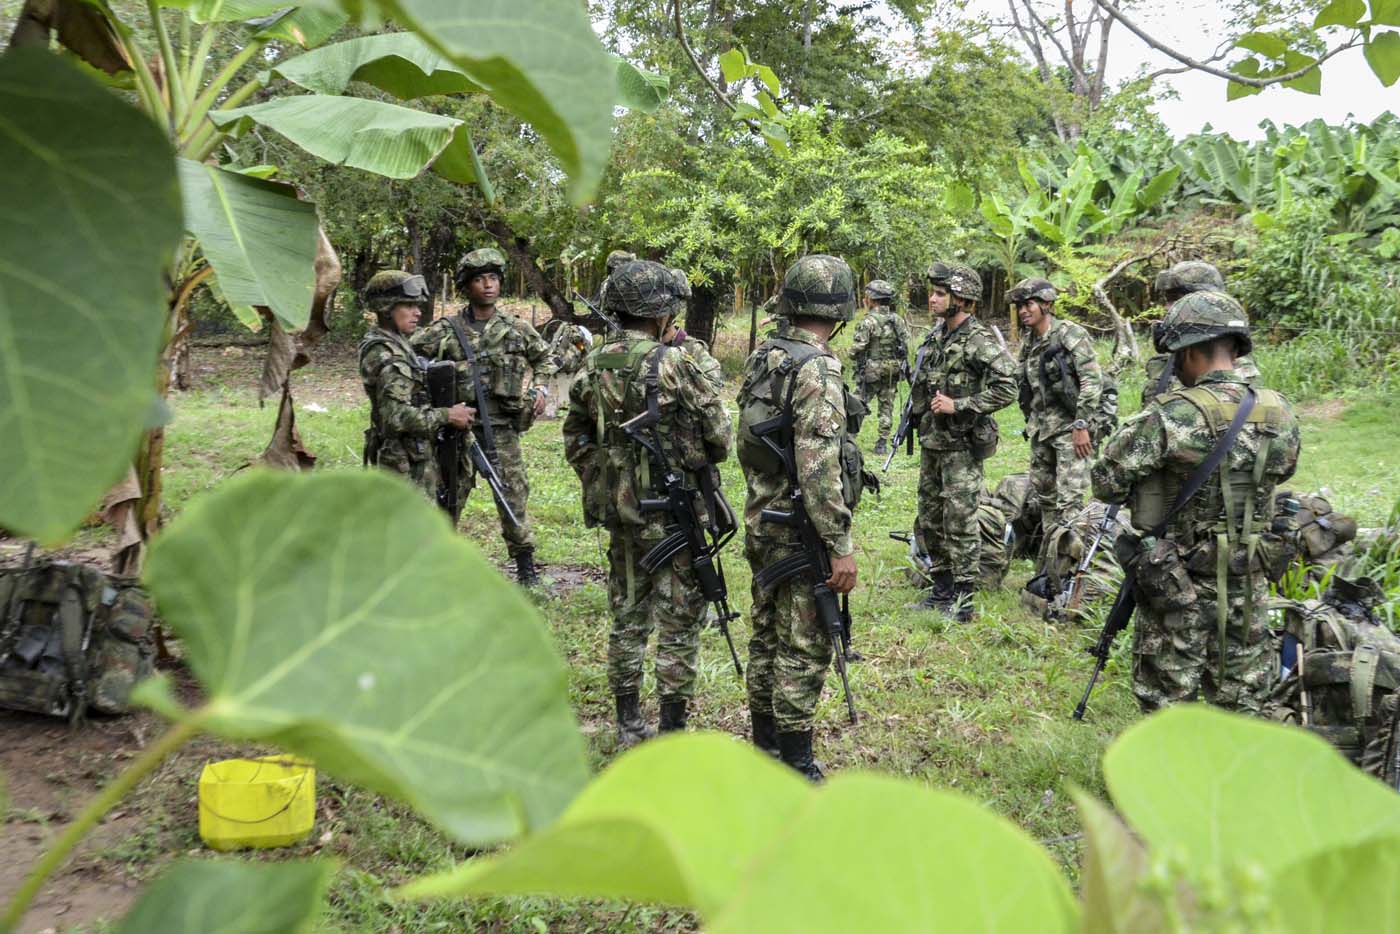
[
  {"left": 1093, "top": 0, "right": 1360, "bottom": 87},
  {"left": 1093, "top": 241, "right": 1172, "bottom": 363},
  {"left": 671, "top": 0, "right": 764, "bottom": 133}
]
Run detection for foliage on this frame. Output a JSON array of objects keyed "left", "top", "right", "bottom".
[{"left": 1346, "top": 497, "right": 1400, "bottom": 627}]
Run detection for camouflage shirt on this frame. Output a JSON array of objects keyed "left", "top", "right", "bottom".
[
  {"left": 1018, "top": 317, "right": 1104, "bottom": 441},
  {"left": 910, "top": 315, "right": 1017, "bottom": 450},
  {"left": 1141, "top": 352, "right": 1261, "bottom": 405},
  {"left": 1093, "top": 369, "right": 1301, "bottom": 548},
  {"left": 850, "top": 308, "right": 910, "bottom": 382},
  {"left": 739, "top": 326, "right": 856, "bottom": 557},
  {"left": 358, "top": 326, "right": 449, "bottom": 466},
  {"left": 411, "top": 309, "right": 557, "bottom": 426},
  {"left": 563, "top": 329, "right": 731, "bottom": 534},
  {"left": 680, "top": 335, "right": 724, "bottom": 393}
]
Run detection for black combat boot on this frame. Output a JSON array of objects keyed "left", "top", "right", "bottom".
[
  {"left": 873, "top": 438, "right": 888, "bottom": 457},
  {"left": 777, "top": 730, "right": 825, "bottom": 782},
  {"left": 658, "top": 697, "right": 688, "bottom": 733},
  {"left": 949, "top": 581, "right": 977, "bottom": 623},
  {"left": 514, "top": 548, "right": 540, "bottom": 587},
  {"left": 614, "top": 692, "right": 654, "bottom": 748},
  {"left": 750, "top": 710, "right": 780, "bottom": 758},
  {"left": 913, "top": 571, "right": 954, "bottom": 610}
]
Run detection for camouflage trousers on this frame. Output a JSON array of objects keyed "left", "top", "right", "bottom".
[
  {"left": 860, "top": 375, "right": 899, "bottom": 444},
  {"left": 373, "top": 435, "right": 438, "bottom": 500},
  {"left": 1132, "top": 572, "right": 1277, "bottom": 715},
  {"left": 916, "top": 447, "right": 983, "bottom": 586},
  {"left": 1029, "top": 431, "right": 1092, "bottom": 567},
  {"left": 605, "top": 529, "right": 706, "bottom": 699},
  {"left": 745, "top": 536, "right": 835, "bottom": 733},
  {"left": 459, "top": 425, "right": 534, "bottom": 555}
]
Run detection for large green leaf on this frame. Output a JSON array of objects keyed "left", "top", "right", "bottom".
[
  {"left": 118, "top": 860, "right": 332, "bottom": 934},
  {"left": 1074, "top": 788, "right": 1179, "bottom": 934},
  {"left": 162, "top": 0, "right": 297, "bottom": 22},
  {"left": 1366, "top": 31, "right": 1400, "bottom": 87},
  {"left": 143, "top": 470, "right": 590, "bottom": 845},
  {"left": 0, "top": 50, "right": 181, "bottom": 543},
  {"left": 1236, "top": 31, "right": 1289, "bottom": 59},
  {"left": 270, "top": 32, "right": 482, "bottom": 98},
  {"left": 250, "top": 6, "right": 349, "bottom": 48},
  {"left": 405, "top": 735, "right": 1076, "bottom": 932},
  {"left": 1137, "top": 165, "right": 1181, "bottom": 210},
  {"left": 613, "top": 55, "right": 670, "bottom": 113},
  {"left": 1315, "top": 0, "right": 1366, "bottom": 27},
  {"left": 209, "top": 95, "right": 476, "bottom": 184},
  {"left": 1271, "top": 835, "right": 1400, "bottom": 932},
  {"left": 383, "top": 0, "right": 617, "bottom": 201},
  {"left": 1373, "top": 0, "right": 1400, "bottom": 26},
  {"left": 177, "top": 160, "right": 319, "bottom": 330},
  {"left": 1104, "top": 706, "right": 1400, "bottom": 875}
]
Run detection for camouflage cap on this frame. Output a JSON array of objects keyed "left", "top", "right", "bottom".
[
  {"left": 454, "top": 247, "right": 507, "bottom": 286},
  {"left": 1154, "top": 260, "right": 1224, "bottom": 296},
  {"left": 1006, "top": 276, "right": 1057, "bottom": 304},
  {"left": 778, "top": 254, "right": 856, "bottom": 321},
  {"left": 363, "top": 270, "right": 431, "bottom": 315},
  {"left": 864, "top": 279, "right": 896, "bottom": 302},
  {"left": 669, "top": 267, "right": 693, "bottom": 300},
  {"left": 925, "top": 260, "right": 954, "bottom": 284},
  {"left": 1158, "top": 290, "right": 1252, "bottom": 355},
  {"left": 605, "top": 259, "right": 682, "bottom": 318},
  {"left": 606, "top": 249, "right": 637, "bottom": 272},
  {"left": 946, "top": 264, "right": 983, "bottom": 302}
]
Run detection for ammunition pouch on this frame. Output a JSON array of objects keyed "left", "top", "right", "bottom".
[
  {"left": 969, "top": 413, "right": 999, "bottom": 461},
  {"left": 1122, "top": 535, "right": 1197, "bottom": 611}
]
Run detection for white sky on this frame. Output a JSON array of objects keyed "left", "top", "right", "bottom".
[{"left": 958, "top": 0, "right": 1399, "bottom": 139}]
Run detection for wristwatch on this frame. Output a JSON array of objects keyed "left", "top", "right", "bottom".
[{"left": 1071, "top": 419, "right": 1089, "bottom": 431}]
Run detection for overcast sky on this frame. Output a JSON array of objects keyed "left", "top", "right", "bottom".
[{"left": 960, "top": 0, "right": 1397, "bottom": 139}]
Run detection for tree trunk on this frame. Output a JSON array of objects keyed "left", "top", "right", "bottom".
[
  {"left": 477, "top": 208, "right": 575, "bottom": 320},
  {"left": 688, "top": 277, "right": 725, "bottom": 347}
]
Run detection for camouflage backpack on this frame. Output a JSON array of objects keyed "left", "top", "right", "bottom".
[
  {"left": 1038, "top": 500, "right": 1129, "bottom": 611},
  {"left": 0, "top": 561, "right": 155, "bottom": 720},
  {"left": 976, "top": 474, "right": 1037, "bottom": 588},
  {"left": 1272, "top": 578, "right": 1400, "bottom": 788},
  {"left": 1284, "top": 491, "right": 1359, "bottom": 573}
]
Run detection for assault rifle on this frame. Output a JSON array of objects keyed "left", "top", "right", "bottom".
[
  {"left": 1071, "top": 573, "right": 1136, "bottom": 721},
  {"left": 621, "top": 353, "right": 744, "bottom": 679},
  {"left": 426, "top": 360, "right": 519, "bottom": 528},
  {"left": 1050, "top": 504, "right": 1120, "bottom": 620},
  {"left": 573, "top": 291, "right": 622, "bottom": 336},
  {"left": 749, "top": 410, "right": 858, "bottom": 724},
  {"left": 883, "top": 338, "right": 935, "bottom": 472}
]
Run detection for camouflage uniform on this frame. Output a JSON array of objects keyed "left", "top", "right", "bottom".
[
  {"left": 1011, "top": 278, "right": 1103, "bottom": 572},
  {"left": 667, "top": 266, "right": 725, "bottom": 392},
  {"left": 910, "top": 266, "right": 1017, "bottom": 605},
  {"left": 1142, "top": 261, "right": 1257, "bottom": 404},
  {"left": 850, "top": 281, "right": 910, "bottom": 452},
  {"left": 563, "top": 260, "right": 731, "bottom": 742},
  {"left": 411, "top": 250, "right": 557, "bottom": 562},
  {"left": 738, "top": 255, "right": 866, "bottom": 778},
  {"left": 1092, "top": 292, "right": 1302, "bottom": 715},
  {"left": 358, "top": 272, "right": 448, "bottom": 498}
]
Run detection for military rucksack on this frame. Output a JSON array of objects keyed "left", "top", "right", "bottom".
[
  {"left": 0, "top": 561, "right": 155, "bottom": 721},
  {"left": 1272, "top": 579, "right": 1400, "bottom": 788},
  {"left": 1283, "top": 491, "right": 1359, "bottom": 573}
]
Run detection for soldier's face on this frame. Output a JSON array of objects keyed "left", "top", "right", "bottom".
[
  {"left": 1016, "top": 299, "right": 1046, "bottom": 328},
  {"left": 391, "top": 302, "right": 421, "bottom": 335},
  {"left": 468, "top": 271, "right": 500, "bottom": 305},
  {"left": 928, "top": 285, "right": 951, "bottom": 317}
]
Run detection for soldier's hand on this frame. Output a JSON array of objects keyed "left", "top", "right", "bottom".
[
  {"left": 447, "top": 404, "right": 473, "bottom": 430},
  {"left": 930, "top": 391, "right": 957, "bottom": 416},
  {"left": 827, "top": 553, "right": 858, "bottom": 594},
  {"left": 1072, "top": 427, "right": 1093, "bottom": 458}
]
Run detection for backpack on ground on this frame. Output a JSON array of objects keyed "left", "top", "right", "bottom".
[{"left": 0, "top": 561, "right": 155, "bottom": 721}]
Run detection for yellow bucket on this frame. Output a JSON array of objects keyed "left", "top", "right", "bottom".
[{"left": 198, "top": 756, "right": 316, "bottom": 851}]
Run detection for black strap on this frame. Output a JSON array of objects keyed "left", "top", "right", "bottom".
[
  {"left": 782, "top": 286, "right": 853, "bottom": 305},
  {"left": 446, "top": 314, "right": 499, "bottom": 459},
  {"left": 1152, "top": 355, "right": 1176, "bottom": 396},
  {"left": 1148, "top": 386, "right": 1257, "bottom": 538}
]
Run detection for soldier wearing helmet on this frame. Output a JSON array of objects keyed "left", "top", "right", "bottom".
[
  {"left": 1093, "top": 291, "right": 1301, "bottom": 716},
  {"left": 563, "top": 260, "right": 732, "bottom": 746},
  {"left": 1143, "top": 260, "right": 1259, "bottom": 403},
  {"left": 411, "top": 247, "right": 557, "bottom": 586},
  {"left": 849, "top": 279, "right": 911, "bottom": 456},
  {"left": 736, "top": 254, "right": 871, "bottom": 780},
  {"left": 903, "top": 262, "right": 1017, "bottom": 621},
  {"left": 358, "top": 271, "right": 473, "bottom": 497},
  {"left": 1008, "top": 276, "right": 1105, "bottom": 594}
]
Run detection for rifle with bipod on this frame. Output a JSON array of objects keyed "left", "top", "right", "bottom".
[{"left": 574, "top": 291, "right": 623, "bottom": 336}]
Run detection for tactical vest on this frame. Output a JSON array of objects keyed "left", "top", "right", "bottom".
[
  {"left": 359, "top": 330, "right": 433, "bottom": 467},
  {"left": 913, "top": 320, "right": 1000, "bottom": 457},
  {"left": 867, "top": 311, "right": 906, "bottom": 360},
  {"left": 738, "top": 336, "right": 868, "bottom": 511},
  {"left": 0, "top": 562, "right": 155, "bottom": 720}
]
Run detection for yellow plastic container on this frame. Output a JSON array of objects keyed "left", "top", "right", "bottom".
[{"left": 198, "top": 756, "right": 316, "bottom": 851}]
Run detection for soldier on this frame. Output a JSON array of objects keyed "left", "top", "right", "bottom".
[
  {"left": 541, "top": 319, "right": 593, "bottom": 417},
  {"left": 850, "top": 280, "right": 911, "bottom": 456},
  {"left": 358, "top": 271, "right": 473, "bottom": 496},
  {"left": 412, "top": 248, "right": 557, "bottom": 585},
  {"left": 908, "top": 263, "right": 1017, "bottom": 620},
  {"left": 1092, "top": 292, "right": 1301, "bottom": 715},
  {"left": 662, "top": 267, "right": 725, "bottom": 392},
  {"left": 1145, "top": 260, "right": 1259, "bottom": 403},
  {"left": 563, "top": 260, "right": 732, "bottom": 745},
  {"left": 737, "top": 254, "right": 867, "bottom": 780},
  {"left": 1009, "top": 277, "right": 1104, "bottom": 593}
]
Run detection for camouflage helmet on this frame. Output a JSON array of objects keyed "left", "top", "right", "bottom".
[
  {"left": 925, "top": 260, "right": 954, "bottom": 284},
  {"left": 454, "top": 247, "right": 507, "bottom": 287},
  {"left": 1154, "top": 260, "right": 1224, "bottom": 297},
  {"left": 1158, "top": 290, "right": 1253, "bottom": 355},
  {"left": 669, "top": 267, "right": 693, "bottom": 301},
  {"left": 778, "top": 254, "right": 856, "bottom": 321},
  {"left": 864, "top": 279, "right": 896, "bottom": 303},
  {"left": 606, "top": 249, "right": 637, "bottom": 273},
  {"left": 1006, "top": 276, "right": 1058, "bottom": 305},
  {"left": 604, "top": 259, "right": 683, "bottom": 318},
  {"left": 946, "top": 264, "right": 983, "bottom": 302},
  {"left": 362, "top": 270, "right": 431, "bottom": 319}
]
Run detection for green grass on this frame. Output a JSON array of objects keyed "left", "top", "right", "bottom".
[{"left": 125, "top": 329, "right": 1400, "bottom": 930}]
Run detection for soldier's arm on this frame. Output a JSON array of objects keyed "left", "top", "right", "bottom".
[
  {"left": 667, "top": 352, "right": 732, "bottom": 463},
  {"left": 1067, "top": 327, "right": 1104, "bottom": 423},
  {"left": 958, "top": 335, "right": 1018, "bottom": 414},
  {"left": 561, "top": 371, "right": 596, "bottom": 477},
  {"left": 519, "top": 320, "right": 559, "bottom": 382},
  {"left": 379, "top": 359, "right": 449, "bottom": 436},
  {"left": 792, "top": 357, "right": 853, "bottom": 557},
  {"left": 1091, "top": 407, "right": 1168, "bottom": 504}
]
